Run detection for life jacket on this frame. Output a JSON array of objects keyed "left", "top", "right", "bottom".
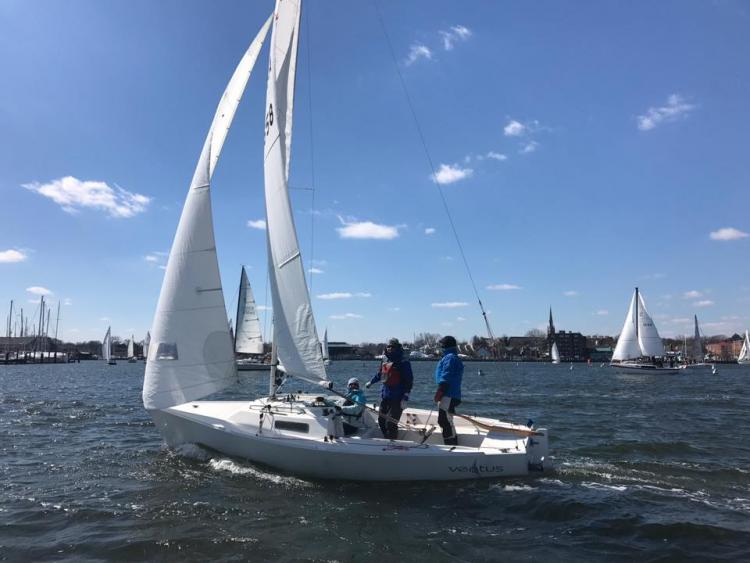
[{"left": 380, "top": 361, "right": 402, "bottom": 388}]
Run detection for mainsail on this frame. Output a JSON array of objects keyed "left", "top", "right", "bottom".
[
  {"left": 127, "top": 336, "right": 135, "bottom": 359},
  {"left": 263, "top": 0, "right": 327, "bottom": 383},
  {"left": 102, "top": 327, "right": 111, "bottom": 362},
  {"left": 235, "top": 266, "right": 264, "bottom": 354},
  {"left": 143, "top": 16, "right": 273, "bottom": 410},
  {"left": 636, "top": 291, "right": 664, "bottom": 357}
]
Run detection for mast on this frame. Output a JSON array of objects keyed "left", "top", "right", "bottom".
[{"left": 634, "top": 287, "right": 639, "bottom": 356}]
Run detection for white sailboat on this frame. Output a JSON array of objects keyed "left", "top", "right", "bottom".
[
  {"left": 143, "top": 331, "right": 150, "bottom": 362},
  {"left": 610, "top": 287, "right": 683, "bottom": 374},
  {"left": 235, "top": 266, "right": 268, "bottom": 371},
  {"left": 738, "top": 330, "right": 750, "bottom": 365},
  {"left": 102, "top": 327, "right": 116, "bottom": 365},
  {"left": 143, "top": 2, "right": 549, "bottom": 481},
  {"left": 127, "top": 335, "right": 137, "bottom": 363},
  {"left": 321, "top": 328, "right": 331, "bottom": 366},
  {"left": 550, "top": 341, "right": 560, "bottom": 364}
]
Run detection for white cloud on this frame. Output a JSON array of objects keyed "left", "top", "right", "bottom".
[
  {"left": 308, "top": 267, "right": 324, "bottom": 274},
  {"left": 317, "top": 292, "right": 352, "bottom": 300},
  {"left": 709, "top": 227, "right": 748, "bottom": 241},
  {"left": 456, "top": 316, "right": 467, "bottom": 321},
  {"left": 694, "top": 300, "right": 715, "bottom": 307},
  {"left": 439, "top": 25, "right": 472, "bottom": 50},
  {"left": 99, "top": 317, "right": 110, "bottom": 322},
  {"left": 424, "top": 227, "right": 436, "bottom": 235},
  {"left": 431, "top": 302, "right": 468, "bottom": 308},
  {"left": 486, "top": 151, "right": 507, "bottom": 161},
  {"left": 23, "top": 176, "right": 150, "bottom": 218},
  {"left": 405, "top": 43, "right": 432, "bottom": 66},
  {"left": 388, "top": 307, "right": 401, "bottom": 312},
  {"left": 330, "top": 313, "right": 363, "bottom": 320},
  {"left": 637, "top": 94, "right": 696, "bottom": 131},
  {"left": 504, "top": 119, "right": 526, "bottom": 137},
  {"left": 247, "top": 219, "right": 266, "bottom": 230},
  {"left": 144, "top": 255, "right": 159, "bottom": 262},
  {"left": 0, "top": 249, "right": 28, "bottom": 263},
  {"left": 486, "top": 283, "right": 522, "bottom": 291},
  {"left": 563, "top": 290, "right": 579, "bottom": 297},
  {"left": 519, "top": 141, "right": 539, "bottom": 154},
  {"left": 26, "top": 286, "right": 52, "bottom": 296},
  {"left": 336, "top": 216, "right": 400, "bottom": 240},
  {"left": 594, "top": 309, "right": 609, "bottom": 316},
  {"left": 432, "top": 163, "right": 473, "bottom": 185},
  {"left": 683, "top": 290, "right": 703, "bottom": 299},
  {"left": 355, "top": 292, "right": 372, "bottom": 298}
]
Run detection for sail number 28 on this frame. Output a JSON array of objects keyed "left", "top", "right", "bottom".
[{"left": 265, "top": 103, "right": 274, "bottom": 137}]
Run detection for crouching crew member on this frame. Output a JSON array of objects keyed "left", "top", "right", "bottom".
[{"left": 339, "top": 377, "right": 367, "bottom": 435}]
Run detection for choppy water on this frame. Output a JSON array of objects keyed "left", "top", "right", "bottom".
[{"left": 1, "top": 360, "right": 749, "bottom": 561}]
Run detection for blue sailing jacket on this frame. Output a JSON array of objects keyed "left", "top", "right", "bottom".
[{"left": 434, "top": 347, "right": 464, "bottom": 399}]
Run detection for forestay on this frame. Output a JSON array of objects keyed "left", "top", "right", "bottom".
[
  {"left": 143, "top": 16, "right": 273, "bottom": 410},
  {"left": 612, "top": 291, "right": 641, "bottom": 361},
  {"left": 263, "top": 0, "right": 327, "bottom": 383},
  {"left": 235, "top": 266, "right": 264, "bottom": 355}
]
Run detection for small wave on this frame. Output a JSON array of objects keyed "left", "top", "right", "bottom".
[
  {"left": 173, "top": 443, "right": 212, "bottom": 461},
  {"left": 582, "top": 481, "right": 628, "bottom": 492},
  {"left": 490, "top": 483, "right": 536, "bottom": 492},
  {"left": 208, "top": 458, "right": 312, "bottom": 488}
]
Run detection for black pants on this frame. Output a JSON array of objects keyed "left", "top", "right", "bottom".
[
  {"left": 378, "top": 398, "right": 403, "bottom": 440},
  {"left": 438, "top": 397, "right": 461, "bottom": 445}
]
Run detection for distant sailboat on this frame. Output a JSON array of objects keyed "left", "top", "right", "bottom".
[
  {"left": 550, "top": 341, "right": 560, "bottom": 364},
  {"left": 103, "top": 327, "right": 116, "bottom": 365},
  {"left": 235, "top": 266, "right": 267, "bottom": 371},
  {"left": 738, "top": 330, "right": 750, "bottom": 365},
  {"left": 610, "top": 287, "right": 683, "bottom": 374},
  {"left": 127, "top": 335, "right": 137, "bottom": 363},
  {"left": 143, "top": 331, "right": 151, "bottom": 362},
  {"left": 322, "top": 328, "right": 331, "bottom": 366}
]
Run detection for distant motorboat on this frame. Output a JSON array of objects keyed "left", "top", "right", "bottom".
[{"left": 610, "top": 288, "right": 682, "bottom": 375}]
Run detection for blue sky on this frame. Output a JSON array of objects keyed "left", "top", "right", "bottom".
[{"left": 1, "top": 0, "right": 749, "bottom": 344}]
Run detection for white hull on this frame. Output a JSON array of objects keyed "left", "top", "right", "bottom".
[
  {"left": 610, "top": 362, "right": 684, "bottom": 375},
  {"left": 738, "top": 360, "right": 750, "bottom": 365},
  {"left": 149, "top": 396, "right": 550, "bottom": 481}
]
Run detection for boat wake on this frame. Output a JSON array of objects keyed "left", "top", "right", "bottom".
[{"left": 208, "top": 458, "right": 313, "bottom": 489}]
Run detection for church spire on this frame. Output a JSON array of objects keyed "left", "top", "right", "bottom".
[{"left": 547, "top": 307, "right": 555, "bottom": 338}]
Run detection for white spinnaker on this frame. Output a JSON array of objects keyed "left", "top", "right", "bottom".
[
  {"left": 102, "top": 327, "right": 111, "bottom": 361},
  {"left": 612, "top": 291, "right": 641, "bottom": 361},
  {"left": 143, "top": 331, "right": 151, "bottom": 359},
  {"left": 263, "top": 0, "right": 327, "bottom": 382},
  {"left": 551, "top": 341, "right": 560, "bottom": 363},
  {"left": 143, "top": 17, "right": 272, "bottom": 410},
  {"left": 235, "top": 267, "right": 264, "bottom": 355},
  {"left": 691, "top": 315, "right": 703, "bottom": 360},
  {"left": 127, "top": 335, "right": 135, "bottom": 358},
  {"left": 636, "top": 292, "right": 664, "bottom": 357}
]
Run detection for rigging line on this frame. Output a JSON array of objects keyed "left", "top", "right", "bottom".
[
  {"left": 371, "top": 0, "right": 495, "bottom": 342},
  {"left": 305, "top": 3, "right": 317, "bottom": 294}
]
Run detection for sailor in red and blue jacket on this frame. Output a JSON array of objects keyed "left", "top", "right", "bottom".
[{"left": 366, "top": 338, "right": 413, "bottom": 439}]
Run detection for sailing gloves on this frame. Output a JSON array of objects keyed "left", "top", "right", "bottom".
[{"left": 365, "top": 381, "right": 372, "bottom": 389}]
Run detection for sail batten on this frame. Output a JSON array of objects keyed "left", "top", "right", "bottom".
[
  {"left": 143, "top": 16, "right": 272, "bottom": 410},
  {"left": 263, "top": 0, "right": 327, "bottom": 383}
]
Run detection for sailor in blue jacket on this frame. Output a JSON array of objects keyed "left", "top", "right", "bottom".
[
  {"left": 433, "top": 335, "right": 464, "bottom": 445},
  {"left": 366, "top": 338, "right": 413, "bottom": 439}
]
